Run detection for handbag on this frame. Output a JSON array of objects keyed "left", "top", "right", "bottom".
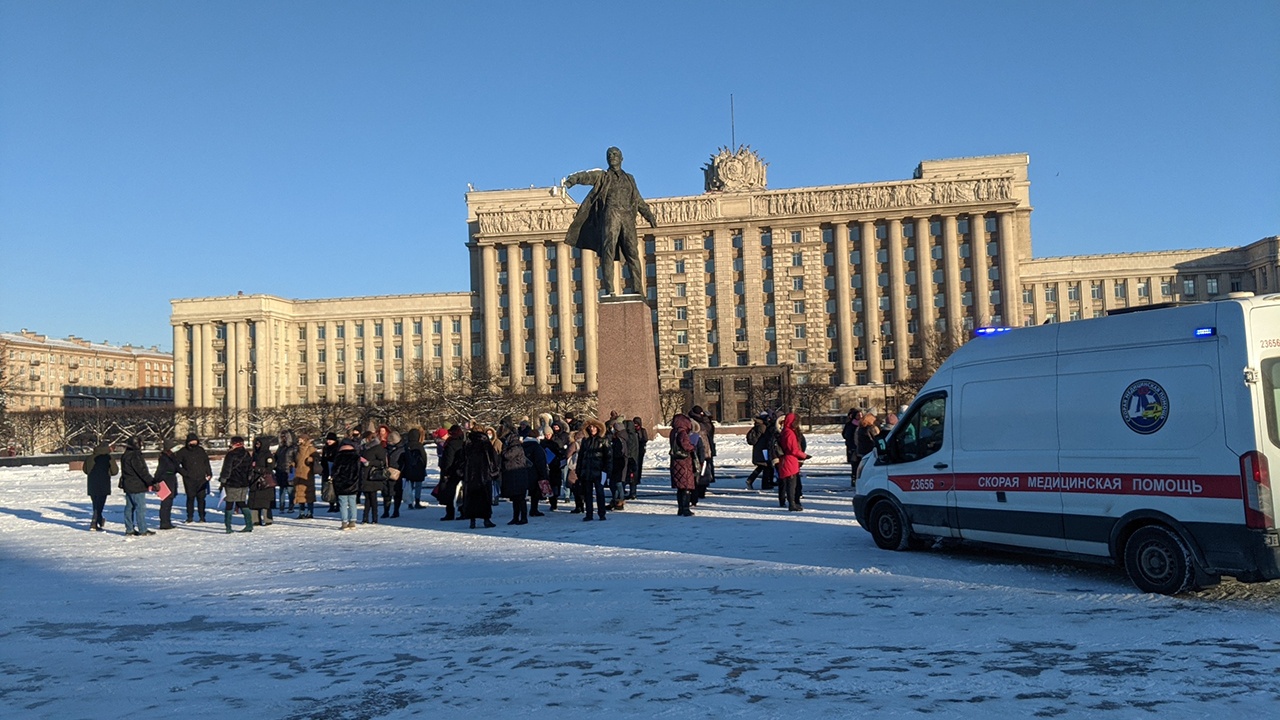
[
  {"left": 430, "top": 481, "right": 446, "bottom": 505},
  {"left": 538, "top": 478, "right": 553, "bottom": 498},
  {"left": 321, "top": 479, "right": 336, "bottom": 503},
  {"left": 387, "top": 467, "right": 402, "bottom": 481}
]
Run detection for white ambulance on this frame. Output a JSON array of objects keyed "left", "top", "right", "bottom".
[{"left": 852, "top": 293, "right": 1280, "bottom": 594}]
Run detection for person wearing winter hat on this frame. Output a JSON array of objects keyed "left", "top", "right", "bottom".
[
  {"left": 174, "top": 432, "right": 212, "bottom": 523},
  {"left": 155, "top": 441, "right": 181, "bottom": 530},
  {"left": 321, "top": 431, "right": 341, "bottom": 513},
  {"left": 118, "top": 437, "right": 157, "bottom": 536},
  {"left": 217, "top": 436, "right": 255, "bottom": 533}
]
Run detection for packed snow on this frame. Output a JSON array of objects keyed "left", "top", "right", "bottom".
[{"left": 1, "top": 432, "right": 1278, "bottom": 719}]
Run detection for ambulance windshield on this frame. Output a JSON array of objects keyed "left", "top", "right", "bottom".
[{"left": 1263, "top": 359, "right": 1280, "bottom": 450}]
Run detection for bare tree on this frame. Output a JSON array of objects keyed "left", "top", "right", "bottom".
[
  {"left": 789, "top": 375, "right": 837, "bottom": 431},
  {"left": 892, "top": 326, "right": 966, "bottom": 406},
  {"left": 5, "top": 409, "right": 64, "bottom": 454},
  {"left": 659, "top": 388, "right": 687, "bottom": 422}
]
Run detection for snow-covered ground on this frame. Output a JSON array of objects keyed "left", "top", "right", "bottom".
[{"left": 2, "top": 433, "right": 1278, "bottom": 719}]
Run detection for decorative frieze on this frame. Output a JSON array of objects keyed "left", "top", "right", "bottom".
[{"left": 758, "top": 177, "right": 1013, "bottom": 217}]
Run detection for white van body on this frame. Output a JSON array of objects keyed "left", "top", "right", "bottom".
[{"left": 853, "top": 294, "right": 1280, "bottom": 594}]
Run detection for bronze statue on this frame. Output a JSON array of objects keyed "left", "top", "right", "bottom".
[{"left": 563, "top": 147, "right": 658, "bottom": 297}]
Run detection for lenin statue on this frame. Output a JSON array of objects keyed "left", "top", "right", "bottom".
[{"left": 563, "top": 147, "right": 658, "bottom": 297}]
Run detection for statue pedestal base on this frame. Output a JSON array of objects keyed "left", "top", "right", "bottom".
[{"left": 596, "top": 296, "right": 662, "bottom": 428}]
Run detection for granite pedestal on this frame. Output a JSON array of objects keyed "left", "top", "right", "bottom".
[{"left": 596, "top": 295, "right": 662, "bottom": 428}]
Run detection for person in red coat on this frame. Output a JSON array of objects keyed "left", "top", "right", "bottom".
[
  {"left": 669, "top": 413, "right": 698, "bottom": 517},
  {"left": 777, "top": 412, "right": 810, "bottom": 511}
]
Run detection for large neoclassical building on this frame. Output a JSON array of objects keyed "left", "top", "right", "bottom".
[{"left": 171, "top": 149, "right": 1279, "bottom": 428}]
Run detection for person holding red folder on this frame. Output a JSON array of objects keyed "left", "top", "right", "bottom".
[{"left": 155, "top": 442, "right": 180, "bottom": 530}]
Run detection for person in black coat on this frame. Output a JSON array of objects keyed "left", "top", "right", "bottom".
[
  {"left": 575, "top": 420, "right": 611, "bottom": 521},
  {"left": 174, "top": 432, "right": 212, "bottom": 523},
  {"left": 359, "top": 431, "right": 389, "bottom": 524},
  {"left": 688, "top": 405, "right": 717, "bottom": 498},
  {"left": 841, "top": 408, "right": 863, "bottom": 488},
  {"left": 608, "top": 422, "right": 629, "bottom": 510},
  {"left": 82, "top": 443, "right": 117, "bottom": 531},
  {"left": 248, "top": 437, "right": 276, "bottom": 526},
  {"left": 155, "top": 443, "right": 180, "bottom": 530},
  {"left": 631, "top": 416, "right": 648, "bottom": 497},
  {"left": 745, "top": 413, "right": 775, "bottom": 491},
  {"left": 461, "top": 427, "right": 498, "bottom": 529},
  {"left": 539, "top": 429, "right": 564, "bottom": 512},
  {"left": 320, "top": 432, "right": 340, "bottom": 513},
  {"left": 118, "top": 437, "right": 156, "bottom": 536},
  {"left": 218, "top": 437, "right": 255, "bottom": 533},
  {"left": 437, "top": 425, "right": 465, "bottom": 521},
  {"left": 500, "top": 426, "right": 547, "bottom": 525},
  {"left": 398, "top": 429, "right": 429, "bottom": 510},
  {"left": 385, "top": 429, "right": 406, "bottom": 518},
  {"left": 331, "top": 440, "right": 364, "bottom": 530}
]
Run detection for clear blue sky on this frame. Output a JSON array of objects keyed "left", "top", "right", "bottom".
[{"left": 2, "top": 1, "right": 1276, "bottom": 350}]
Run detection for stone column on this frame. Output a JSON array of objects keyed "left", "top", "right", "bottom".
[
  {"left": 555, "top": 242, "right": 574, "bottom": 392},
  {"left": 509, "top": 246, "right": 526, "bottom": 390},
  {"left": 531, "top": 241, "right": 550, "bottom": 393},
  {"left": 481, "top": 243, "right": 500, "bottom": 378},
  {"left": 192, "top": 324, "right": 206, "bottom": 408},
  {"left": 914, "top": 217, "right": 936, "bottom": 338},
  {"left": 997, "top": 212, "right": 1020, "bottom": 325},
  {"left": 234, "top": 321, "right": 249, "bottom": 434},
  {"left": 173, "top": 325, "right": 189, "bottom": 408},
  {"left": 860, "top": 220, "right": 882, "bottom": 384},
  {"left": 583, "top": 250, "right": 600, "bottom": 393},
  {"left": 971, "top": 214, "right": 991, "bottom": 326},
  {"left": 831, "top": 220, "right": 854, "bottom": 385},
  {"left": 260, "top": 317, "right": 274, "bottom": 410},
  {"left": 942, "top": 215, "right": 962, "bottom": 337},
  {"left": 1031, "top": 282, "right": 1046, "bottom": 324},
  {"left": 887, "top": 219, "right": 909, "bottom": 381},
  {"left": 200, "top": 324, "right": 214, "bottom": 409}
]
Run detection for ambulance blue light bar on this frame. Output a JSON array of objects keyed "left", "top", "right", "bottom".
[
  {"left": 1194, "top": 326, "right": 1216, "bottom": 338},
  {"left": 974, "top": 326, "right": 1013, "bottom": 337}
]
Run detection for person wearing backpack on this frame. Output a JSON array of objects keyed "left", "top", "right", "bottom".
[
  {"left": 398, "top": 429, "right": 429, "bottom": 509},
  {"left": 500, "top": 426, "right": 546, "bottom": 525}
]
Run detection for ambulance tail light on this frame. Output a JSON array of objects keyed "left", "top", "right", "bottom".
[{"left": 1240, "top": 451, "right": 1274, "bottom": 530}]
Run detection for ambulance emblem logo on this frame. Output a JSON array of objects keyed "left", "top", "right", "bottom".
[{"left": 1121, "top": 379, "right": 1169, "bottom": 435}]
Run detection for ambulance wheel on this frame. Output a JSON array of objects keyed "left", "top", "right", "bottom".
[
  {"left": 1123, "top": 525, "right": 1194, "bottom": 595},
  {"left": 868, "top": 501, "right": 910, "bottom": 551}
]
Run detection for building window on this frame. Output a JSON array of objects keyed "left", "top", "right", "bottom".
[
  {"left": 337, "top": 371, "right": 346, "bottom": 385},
  {"left": 1182, "top": 278, "right": 1196, "bottom": 297},
  {"left": 791, "top": 252, "right": 803, "bottom": 267},
  {"left": 673, "top": 238, "right": 684, "bottom": 251},
  {"left": 433, "top": 344, "right": 442, "bottom": 357},
  {"left": 790, "top": 231, "right": 802, "bottom": 244},
  {"left": 356, "top": 370, "right": 365, "bottom": 384},
  {"left": 675, "top": 283, "right": 687, "bottom": 297},
  {"left": 1045, "top": 286, "right": 1058, "bottom": 303},
  {"left": 318, "top": 373, "right": 326, "bottom": 386},
  {"left": 1137, "top": 280, "right": 1149, "bottom": 298},
  {"left": 678, "top": 355, "right": 689, "bottom": 369},
  {"left": 373, "top": 322, "right": 383, "bottom": 337},
  {"left": 337, "top": 348, "right": 346, "bottom": 362},
  {"left": 1206, "top": 277, "right": 1219, "bottom": 295},
  {"left": 676, "top": 330, "right": 688, "bottom": 345},
  {"left": 336, "top": 323, "right": 346, "bottom": 339},
  {"left": 674, "top": 259, "right": 685, "bottom": 274},
  {"left": 317, "top": 349, "right": 326, "bottom": 363},
  {"left": 1067, "top": 283, "right": 1080, "bottom": 301},
  {"left": 1161, "top": 278, "right": 1173, "bottom": 296},
  {"left": 453, "top": 342, "right": 462, "bottom": 356},
  {"left": 735, "top": 326, "right": 747, "bottom": 342},
  {"left": 794, "top": 325, "right": 806, "bottom": 339},
  {"left": 394, "top": 345, "right": 404, "bottom": 359},
  {"left": 676, "top": 307, "right": 687, "bottom": 321},
  {"left": 792, "top": 300, "right": 805, "bottom": 314},
  {"left": 1114, "top": 282, "right": 1127, "bottom": 299},
  {"left": 1023, "top": 287, "right": 1034, "bottom": 304},
  {"left": 453, "top": 319, "right": 462, "bottom": 334},
  {"left": 1090, "top": 281, "right": 1103, "bottom": 300},
  {"left": 414, "top": 344, "right": 423, "bottom": 359},
  {"left": 375, "top": 370, "right": 384, "bottom": 384},
  {"left": 355, "top": 347, "right": 364, "bottom": 361},
  {"left": 393, "top": 321, "right": 403, "bottom": 336},
  {"left": 413, "top": 320, "right": 422, "bottom": 335},
  {"left": 432, "top": 319, "right": 442, "bottom": 334},
  {"left": 792, "top": 276, "right": 804, "bottom": 291}
]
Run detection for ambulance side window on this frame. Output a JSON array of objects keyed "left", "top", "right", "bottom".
[
  {"left": 1263, "top": 359, "right": 1280, "bottom": 450},
  {"left": 890, "top": 394, "right": 946, "bottom": 463}
]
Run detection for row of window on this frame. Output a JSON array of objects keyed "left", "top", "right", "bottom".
[{"left": 1025, "top": 276, "right": 1233, "bottom": 306}]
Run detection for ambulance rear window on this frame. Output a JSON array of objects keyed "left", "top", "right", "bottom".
[{"left": 1264, "top": 359, "right": 1280, "bottom": 450}]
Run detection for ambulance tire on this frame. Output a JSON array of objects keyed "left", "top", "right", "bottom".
[
  {"left": 1123, "top": 525, "right": 1194, "bottom": 595},
  {"left": 868, "top": 500, "right": 910, "bottom": 551}
]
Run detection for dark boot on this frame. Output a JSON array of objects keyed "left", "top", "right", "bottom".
[
  {"left": 240, "top": 509, "right": 254, "bottom": 532},
  {"left": 224, "top": 511, "right": 234, "bottom": 534},
  {"left": 483, "top": 519, "right": 496, "bottom": 528}
]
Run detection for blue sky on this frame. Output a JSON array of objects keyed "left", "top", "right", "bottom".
[{"left": 1, "top": 1, "right": 1276, "bottom": 350}]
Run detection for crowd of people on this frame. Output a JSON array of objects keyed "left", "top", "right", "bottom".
[{"left": 80, "top": 403, "right": 838, "bottom": 535}]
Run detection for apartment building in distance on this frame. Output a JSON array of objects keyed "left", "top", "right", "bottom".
[
  {"left": 172, "top": 149, "right": 1280, "bottom": 426},
  {"left": 1, "top": 330, "right": 174, "bottom": 410}
]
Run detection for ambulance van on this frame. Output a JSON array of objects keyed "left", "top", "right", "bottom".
[{"left": 852, "top": 293, "right": 1280, "bottom": 594}]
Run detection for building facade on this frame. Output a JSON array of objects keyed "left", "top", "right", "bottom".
[
  {"left": 172, "top": 149, "right": 1280, "bottom": 424},
  {"left": 169, "top": 292, "right": 474, "bottom": 433},
  {"left": 1, "top": 330, "right": 174, "bottom": 411}
]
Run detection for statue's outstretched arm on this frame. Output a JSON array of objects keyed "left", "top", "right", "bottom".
[{"left": 564, "top": 169, "right": 604, "bottom": 189}]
